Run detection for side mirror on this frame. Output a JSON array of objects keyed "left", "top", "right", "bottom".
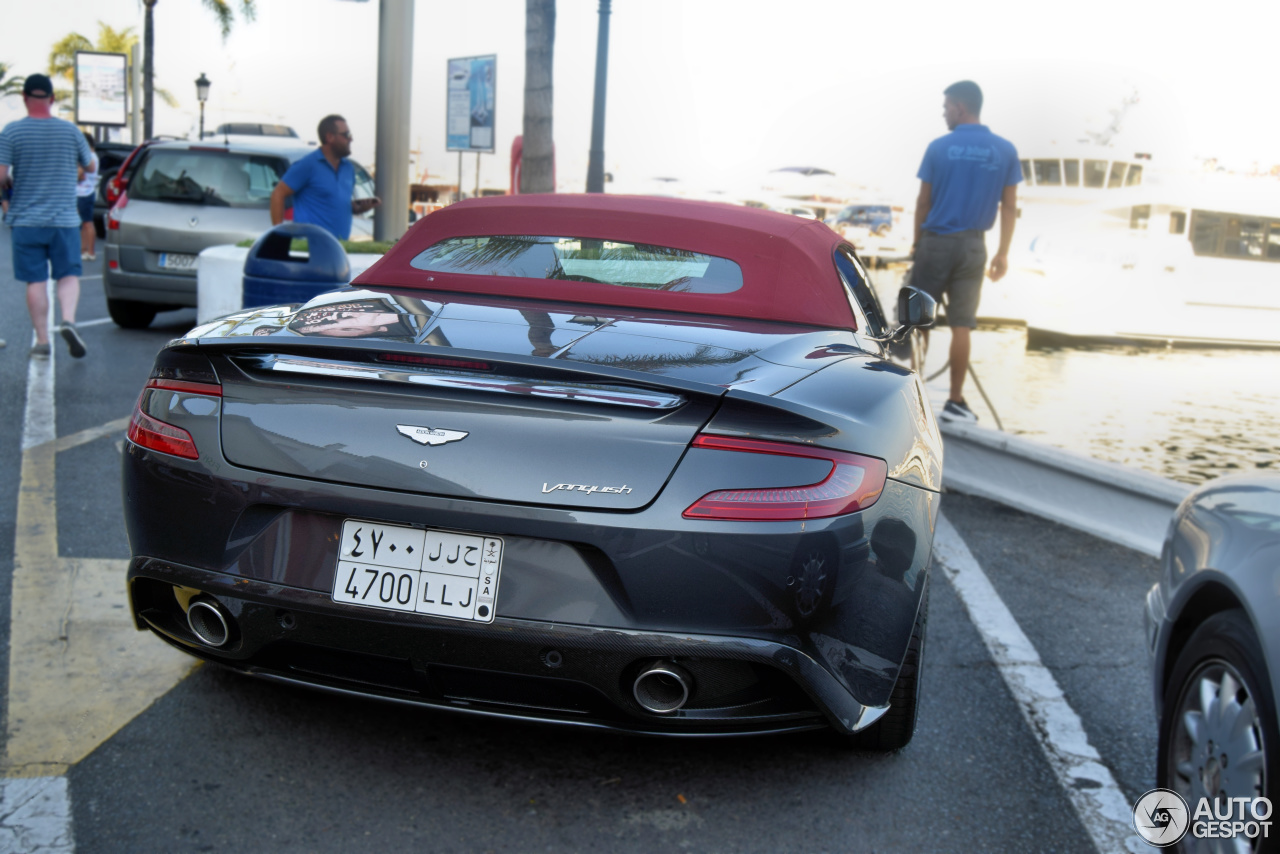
[{"left": 896, "top": 286, "right": 937, "bottom": 332}]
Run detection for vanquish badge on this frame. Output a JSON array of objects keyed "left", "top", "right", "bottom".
[
  {"left": 397, "top": 425, "right": 469, "bottom": 446},
  {"left": 542, "top": 482, "right": 633, "bottom": 496}
]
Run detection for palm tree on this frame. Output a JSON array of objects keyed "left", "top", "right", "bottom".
[
  {"left": 48, "top": 23, "right": 176, "bottom": 109},
  {"left": 521, "top": 0, "right": 555, "bottom": 193},
  {"left": 142, "top": 0, "right": 256, "bottom": 139},
  {"left": 0, "top": 62, "right": 23, "bottom": 99}
]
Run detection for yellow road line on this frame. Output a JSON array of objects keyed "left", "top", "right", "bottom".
[{"left": 6, "top": 420, "right": 194, "bottom": 779}]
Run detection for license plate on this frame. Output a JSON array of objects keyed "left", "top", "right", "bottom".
[
  {"left": 332, "top": 520, "right": 503, "bottom": 623},
  {"left": 159, "top": 252, "right": 198, "bottom": 270}
]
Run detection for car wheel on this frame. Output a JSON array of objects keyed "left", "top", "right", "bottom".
[
  {"left": 836, "top": 581, "right": 929, "bottom": 752},
  {"left": 107, "top": 298, "right": 157, "bottom": 329},
  {"left": 1158, "top": 609, "right": 1277, "bottom": 828}
]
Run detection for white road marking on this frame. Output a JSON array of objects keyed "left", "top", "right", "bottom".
[
  {"left": 7, "top": 281, "right": 75, "bottom": 851},
  {"left": 0, "top": 776, "right": 74, "bottom": 853},
  {"left": 934, "top": 513, "right": 1144, "bottom": 854},
  {"left": 21, "top": 322, "right": 55, "bottom": 453},
  {"left": 51, "top": 417, "right": 130, "bottom": 454}
]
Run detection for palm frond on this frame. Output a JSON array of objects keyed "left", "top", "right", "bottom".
[
  {"left": 94, "top": 22, "right": 138, "bottom": 54},
  {"left": 0, "top": 62, "right": 24, "bottom": 98},
  {"left": 47, "top": 33, "right": 93, "bottom": 83},
  {"left": 201, "top": 0, "right": 236, "bottom": 38}
]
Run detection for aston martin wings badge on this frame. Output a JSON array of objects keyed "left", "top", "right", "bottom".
[{"left": 396, "top": 425, "right": 469, "bottom": 446}]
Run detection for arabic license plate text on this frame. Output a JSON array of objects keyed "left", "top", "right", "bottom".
[{"left": 332, "top": 520, "right": 502, "bottom": 623}]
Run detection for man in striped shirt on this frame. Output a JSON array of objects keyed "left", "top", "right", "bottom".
[{"left": 0, "top": 73, "right": 95, "bottom": 359}]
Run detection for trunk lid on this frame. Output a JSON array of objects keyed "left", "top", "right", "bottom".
[{"left": 207, "top": 294, "right": 857, "bottom": 509}]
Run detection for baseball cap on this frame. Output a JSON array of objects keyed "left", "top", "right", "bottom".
[{"left": 23, "top": 74, "right": 53, "bottom": 98}]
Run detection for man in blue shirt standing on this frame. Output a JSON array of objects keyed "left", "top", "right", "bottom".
[
  {"left": 270, "top": 114, "right": 379, "bottom": 240},
  {"left": 912, "top": 81, "right": 1020, "bottom": 422}
]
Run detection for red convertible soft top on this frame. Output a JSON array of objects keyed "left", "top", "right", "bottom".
[{"left": 354, "top": 194, "right": 857, "bottom": 329}]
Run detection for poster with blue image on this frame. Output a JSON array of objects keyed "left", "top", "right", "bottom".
[{"left": 446, "top": 55, "right": 496, "bottom": 152}]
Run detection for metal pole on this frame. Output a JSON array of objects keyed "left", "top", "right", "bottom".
[
  {"left": 475, "top": 152, "right": 481, "bottom": 198},
  {"left": 199, "top": 102, "right": 205, "bottom": 141},
  {"left": 457, "top": 150, "right": 462, "bottom": 201},
  {"left": 130, "top": 43, "right": 142, "bottom": 143},
  {"left": 373, "top": 0, "right": 414, "bottom": 242},
  {"left": 585, "top": 0, "right": 612, "bottom": 193},
  {"left": 143, "top": 0, "right": 154, "bottom": 139}
]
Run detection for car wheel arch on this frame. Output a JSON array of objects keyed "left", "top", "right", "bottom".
[{"left": 1160, "top": 577, "right": 1248, "bottom": 716}]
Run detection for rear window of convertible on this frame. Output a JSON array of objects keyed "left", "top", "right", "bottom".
[{"left": 409, "top": 236, "right": 744, "bottom": 294}]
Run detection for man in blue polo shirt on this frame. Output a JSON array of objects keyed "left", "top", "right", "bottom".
[
  {"left": 912, "top": 80, "right": 1020, "bottom": 422},
  {"left": 270, "top": 114, "right": 379, "bottom": 240}
]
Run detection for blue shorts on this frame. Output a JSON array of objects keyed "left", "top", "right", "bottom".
[
  {"left": 78, "top": 194, "right": 94, "bottom": 224},
  {"left": 12, "top": 227, "right": 82, "bottom": 283}
]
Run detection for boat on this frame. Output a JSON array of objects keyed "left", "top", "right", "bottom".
[{"left": 979, "top": 142, "right": 1280, "bottom": 348}]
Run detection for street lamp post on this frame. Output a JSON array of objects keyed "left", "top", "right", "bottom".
[
  {"left": 195, "top": 73, "right": 211, "bottom": 140},
  {"left": 585, "top": 0, "right": 612, "bottom": 193}
]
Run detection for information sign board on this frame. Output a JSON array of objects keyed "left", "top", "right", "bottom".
[
  {"left": 74, "top": 51, "right": 128, "bottom": 127},
  {"left": 446, "top": 55, "right": 496, "bottom": 153}
]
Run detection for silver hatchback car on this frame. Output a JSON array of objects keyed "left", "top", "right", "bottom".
[{"left": 103, "top": 137, "right": 375, "bottom": 328}]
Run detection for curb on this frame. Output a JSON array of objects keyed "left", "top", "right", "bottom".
[{"left": 939, "top": 420, "right": 1191, "bottom": 558}]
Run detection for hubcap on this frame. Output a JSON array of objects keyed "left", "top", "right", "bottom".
[{"left": 1169, "top": 659, "right": 1267, "bottom": 852}]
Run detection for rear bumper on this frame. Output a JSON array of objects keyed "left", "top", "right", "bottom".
[
  {"left": 129, "top": 557, "right": 884, "bottom": 736},
  {"left": 103, "top": 243, "right": 198, "bottom": 306},
  {"left": 125, "top": 439, "right": 936, "bottom": 711}
]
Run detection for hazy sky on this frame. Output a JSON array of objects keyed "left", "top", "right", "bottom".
[{"left": 5, "top": 0, "right": 1279, "bottom": 197}]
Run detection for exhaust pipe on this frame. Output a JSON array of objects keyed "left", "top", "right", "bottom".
[
  {"left": 187, "top": 597, "right": 232, "bottom": 648},
  {"left": 632, "top": 661, "right": 693, "bottom": 714}
]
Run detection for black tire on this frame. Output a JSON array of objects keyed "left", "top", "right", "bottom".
[
  {"left": 836, "top": 582, "right": 929, "bottom": 752},
  {"left": 1158, "top": 609, "right": 1278, "bottom": 852},
  {"left": 107, "top": 298, "right": 157, "bottom": 329}
]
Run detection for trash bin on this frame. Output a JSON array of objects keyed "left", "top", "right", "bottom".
[{"left": 242, "top": 223, "right": 351, "bottom": 310}]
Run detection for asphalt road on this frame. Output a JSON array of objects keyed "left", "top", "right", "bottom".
[{"left": 0, "top": 233, "right": 1162, "bottom": 853}]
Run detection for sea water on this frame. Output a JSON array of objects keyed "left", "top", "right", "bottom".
[{"left": 869, "top": 269, "right": 1280, "bottom": 485}]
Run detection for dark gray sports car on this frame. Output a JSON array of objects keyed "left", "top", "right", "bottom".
[{"left": 124, "top": 195, "right": 942, "bottom": 748}]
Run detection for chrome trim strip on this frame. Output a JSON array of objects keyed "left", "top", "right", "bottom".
[{"left": 245, "top": 356, "right": 686, "bottom": 409}]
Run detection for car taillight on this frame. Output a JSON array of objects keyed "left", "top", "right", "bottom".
[
  {"left": 145, "top": 378, "right": 222, "bottom": 397},
  {"left": 682, "top": 435, "right": 887, "bottom": 521},
  {"left": 107, "top": 191, "right": 127, "bottom": 230},
  {"left": 126, "top": 377, "right": 221, "bottom": 460},
  {"left": 126, "top": 408, "right": 200, "bottom": 459}
]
